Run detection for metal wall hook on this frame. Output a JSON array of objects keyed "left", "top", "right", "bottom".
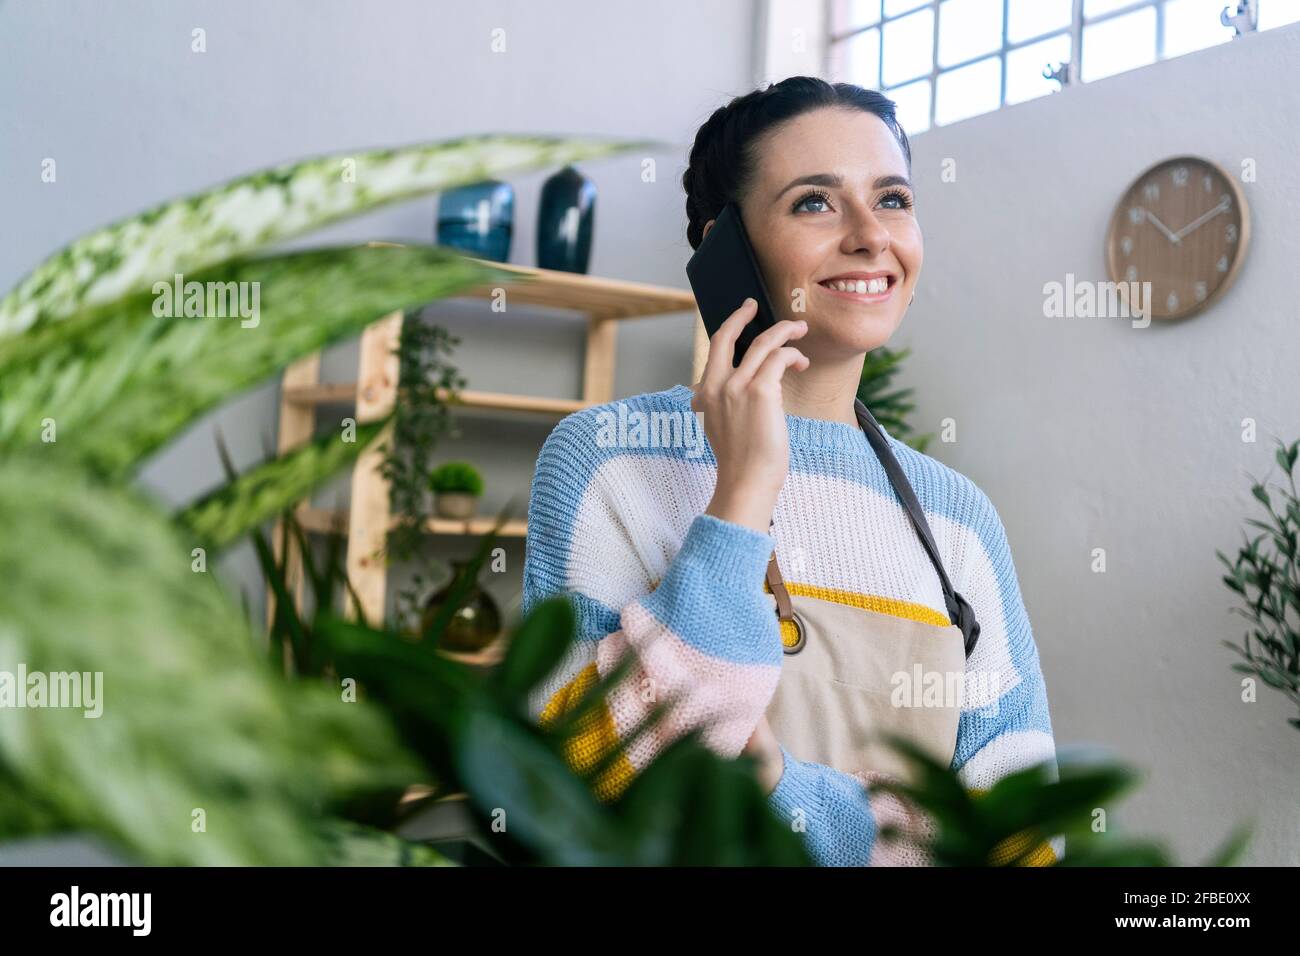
[{"left": 1221, "top": 1, "right": 1259, "bottom": 36}]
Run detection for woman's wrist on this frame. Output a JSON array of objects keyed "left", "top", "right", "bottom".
[{"left": 706, "top": 480, "right": 778, "bottom": 534}]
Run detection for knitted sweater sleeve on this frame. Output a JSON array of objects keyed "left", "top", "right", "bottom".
[
  {"left": 765, "top": 488, "right": 1061, "bottom": 866},
  {"left": 521, "top": 413, "right": 784, "bottom": 802}
]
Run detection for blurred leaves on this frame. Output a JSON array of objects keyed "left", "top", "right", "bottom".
[
  {"left": 312, "top": 595, "right": 811, "bottom": 866},
  {"left": 177, "top": 418, "right": 389, "bottom": 552},
  {"left": 868, "top": 735, "right": 1250, "bottom": 866},
  {"left": 0, "top": 456, "right": 421, "bottom": 865},
  {"left": 0, "top": 246, "right": 509, "bottom": 479}
]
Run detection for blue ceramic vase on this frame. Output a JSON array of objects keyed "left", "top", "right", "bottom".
[
  {"left": 436, "top": 179, "right": 514, "bottom": 262},
  {"left": 536, "top": 164, "right": 595, "bottom": 273}
]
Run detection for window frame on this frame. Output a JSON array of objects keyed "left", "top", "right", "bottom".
[{"left": 824, "top": 0, "right": 1244, "bottom": 131}]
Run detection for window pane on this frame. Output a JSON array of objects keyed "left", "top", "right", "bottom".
[
  {"left": 884, "top": 0, "right": 931, "bottom": 16},
  {"left": 1008, "top": 0, "right": 1072, "bottom": 42},
  {"left": 935, "top": 55, "right": 1002, "bottom": 124},
  {"left": 835, "top": 27, "right": 882, "bottom": 88},
  {"left": 1164, "top": 0, "right": 1233, "bottom": 57},
  {"left": 882, "top": 7, "right": 935, "bottom": 85},
  {"left": 833, "top": 0, "right": 883, "bottom": 34},
  {"left": 1082, "top": 6, "right": 1157, "bottom": 82},
  {"left": 938, "top": 0, "right": 1004, "bottom": 68},
  {"left": 887, "top": 78, "right": 932, "bottom": 134},
  {"left": 1005, "top": 32, "right": 1072, "bottom": 104},
  {"left": 1084, "top": 0, "right": 1147, "bottom": 17},
  {"left": 1260, "top": 0, "right": 1300, "bottom": 30}
]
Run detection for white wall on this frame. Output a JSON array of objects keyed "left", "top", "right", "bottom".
[{"left": 3, "top": 0, "right": 1296, "bottom": 864}]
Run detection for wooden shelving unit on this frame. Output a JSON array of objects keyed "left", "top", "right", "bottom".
[{"left": 270, "top": 252, "right": 703, "bottom": 630}]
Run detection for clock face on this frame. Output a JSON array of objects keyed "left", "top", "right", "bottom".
[{"left": 1105, "top": 156, "right": 1249, "bottom": 321}]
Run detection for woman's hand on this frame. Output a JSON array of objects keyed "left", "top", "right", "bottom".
[
  {"left": 693, "top": 298, "right": 809, "bottom": 533},
  {"left": 743, "top": 716, "right": 785, "bottom": 794}
]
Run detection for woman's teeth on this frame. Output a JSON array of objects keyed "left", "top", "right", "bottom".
[{"left": 821, "top": 277, "right": 889, "bottom": 294}]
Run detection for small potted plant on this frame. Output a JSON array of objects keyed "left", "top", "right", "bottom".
[{"left": 430, "top": 461, "right": 484, "bottom": 519}]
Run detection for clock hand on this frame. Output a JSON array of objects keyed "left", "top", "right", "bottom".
[
  {"left": 1173, "top": 199, "right": 1230, "bottom": 241},
  {"left": 1141, "top": 208, "right": 1181, "bottom": 244}
]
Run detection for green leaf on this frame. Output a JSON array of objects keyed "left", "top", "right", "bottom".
[
  {"left": 0, "top": 245, "right": 503, "bottom": 478},
  {"left": 1202, "top": 821, "right": 1253, "bottom": 867},
  {"left": 0, "top": 134, "right": 663, "bottom": 336},
  {"left": 1251, "top": 483, "right": 1272, "bottom": 510},
  {"left": 0, "top": 456, "right": 420, "bottom": 864},
  {"left": 421, "top": 509, "right": 512, "bottom": 645},
  {"left": 493, "top": 597, "right": 576, "bottom": 703},
  {"left": 319, "top": 819, "right": 458, "bottom": 867},
  {"left": 456, "top": 705, "right": 626, "bottom": 865},
  {"left": 177, "top": 417, "right": 389, "bottom": 551}
]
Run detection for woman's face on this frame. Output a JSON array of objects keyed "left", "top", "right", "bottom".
[{"left": 707, "top": 106, "right": 922, "bottom": 362}]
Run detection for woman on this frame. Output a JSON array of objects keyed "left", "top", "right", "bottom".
[{"left": 522, "top": 76, "right": 1059, "bottom": 866}]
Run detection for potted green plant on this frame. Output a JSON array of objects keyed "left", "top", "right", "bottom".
[{"left": 430, "top": 461, "right": 484, "bottom": 519}]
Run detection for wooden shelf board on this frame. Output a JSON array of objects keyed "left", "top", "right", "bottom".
[
  {"left": 425, "top": 516, "right": 528, "bottom": 537},
  {"left": 298, "top": 507, "right": 527, "bottom": 538},
  {"left": 398, "top": 248, "right": 697, "bottom": 320},
  {"left": 284, "top": 384, "right": 590, "bottom": 417}
]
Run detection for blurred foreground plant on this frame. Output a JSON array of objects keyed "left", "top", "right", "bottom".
[{"left": 0, "top": 133, "right": 661, "bottom": 865}]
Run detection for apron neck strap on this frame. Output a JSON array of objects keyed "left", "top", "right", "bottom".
[{"left": 852, "top": 398, "right": 981, "bottom": 657}]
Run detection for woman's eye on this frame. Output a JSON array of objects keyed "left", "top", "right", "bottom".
[
  {"left": 794, "top": 192, "right": 832, "bottom": 214},
  {"left": 879, "top": 190, "right": 914, "bottom": 210}
]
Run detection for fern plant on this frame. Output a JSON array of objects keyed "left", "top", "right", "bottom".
[{"left": 858, "top": 344, "right": 934, "bottom": 453}]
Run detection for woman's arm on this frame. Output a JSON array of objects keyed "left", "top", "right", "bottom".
[
  {"left": 764, "top": 489, "right": 1061, "bottom": 866},
  {"left": 522, "top": 412, "right": 784, "bottom": 802}
]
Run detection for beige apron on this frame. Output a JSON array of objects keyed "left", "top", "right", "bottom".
[{"left": 761, "top": 398, "right": 982, "bottom": 786}]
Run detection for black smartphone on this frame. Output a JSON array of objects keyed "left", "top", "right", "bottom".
[{"left": 685, "top": 202, "right": 779, "bottom": 368}]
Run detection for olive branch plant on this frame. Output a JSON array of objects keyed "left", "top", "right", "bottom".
[{"left": 1218, "top": 436, "right": 1300, "bottom": 730}]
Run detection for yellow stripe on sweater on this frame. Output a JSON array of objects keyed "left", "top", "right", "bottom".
[
  {"left": 538, "top": 662, "right": 638, "bottom": 803},
  {"left": 765, "top": 579, "right": 951, "bottom": 648}
]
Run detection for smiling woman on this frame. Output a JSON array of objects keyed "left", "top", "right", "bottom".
[{"left": 523, "top": 76, "right": 1060, "bottom": 867}]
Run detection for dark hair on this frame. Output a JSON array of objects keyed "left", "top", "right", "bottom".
[{"left": 682, "top": 76, "right": 912, "bottom": 251}]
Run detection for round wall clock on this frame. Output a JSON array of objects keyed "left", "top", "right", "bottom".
[{"left": 1104, "top": 155, "right": 1250, "bottom": 321}]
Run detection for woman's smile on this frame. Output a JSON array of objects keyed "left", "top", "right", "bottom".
[{"left": 816, "top": 270, "right": 899, "bottom": 304}]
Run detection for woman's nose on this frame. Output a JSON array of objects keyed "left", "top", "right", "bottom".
[{"left": 841, "top": 208, "right": 891, "bottom": 256}]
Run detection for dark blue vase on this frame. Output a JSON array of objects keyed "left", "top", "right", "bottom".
[
  {"left": 436, "top": 179, "right": 513, "bottom": 262},
  {"left": 536, "top": 165, "right": 595, "bottom": 273}
]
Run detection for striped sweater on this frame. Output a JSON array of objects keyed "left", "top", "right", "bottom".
[{"left": 522, "top": 383, "right": 1061, "bottom": 866}]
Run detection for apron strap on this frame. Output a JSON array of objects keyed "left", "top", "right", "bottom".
[
  {"left": 853, "top": 398, "right": 981, "bottom": 657},
  {"left": 766, "top": 550, "right": 796, "bottom": 622}
]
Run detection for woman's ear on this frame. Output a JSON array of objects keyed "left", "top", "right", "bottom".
[{"left": 702, "top": 219, "right": 715, "bottom": 240}]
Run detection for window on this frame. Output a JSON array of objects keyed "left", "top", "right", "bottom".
[{"left": 827, "top": 0, "right": 1300, "bottom": 133}]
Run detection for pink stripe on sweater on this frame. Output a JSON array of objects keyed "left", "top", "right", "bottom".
[{"left": 597, "top": 602, "right": 782, "bottom": 771}]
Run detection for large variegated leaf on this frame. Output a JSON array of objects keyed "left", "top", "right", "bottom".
[
  {"left": 0, "top": 134, "right": 660, "bottom": 336},
  {"left": 0, "top": 244, "right": 510, "bottom": 478},
  {"left": 0, "top": 456, "right": 421, "bottom": 865},
  {"left": 177, "top": 418, "right": 389, "bottom": 551}
]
